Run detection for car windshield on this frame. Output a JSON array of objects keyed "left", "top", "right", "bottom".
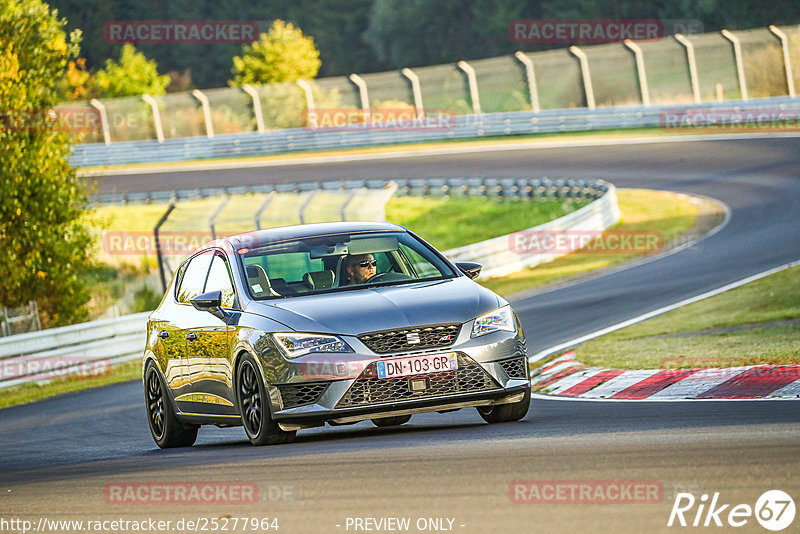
[{"left": 238, "top": 230, "right": 456, "bottom": 299}]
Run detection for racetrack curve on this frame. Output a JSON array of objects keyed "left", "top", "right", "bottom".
[{"left": 3, "top": 135, "right": 799, "bottom": 533}]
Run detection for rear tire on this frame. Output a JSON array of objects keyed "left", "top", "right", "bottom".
[
  {"left": 236, "top": 354, "right": 296, "bottom": 446},
  {"left": 477, "top": 388, "right": 530, "bottom": 423},
  {"left": 371, "top": 415, "right": 412, "bottom": 427},
  {"left": 144, "top": 361, "right": 198, "bottom": 448}
]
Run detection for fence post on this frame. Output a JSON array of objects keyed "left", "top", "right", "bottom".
[
  {"left": 401, "top": 68, "right": 425, "bottom": 120},
  {"left": 674, "top": 34, "right": 701, "bottom": 104},
  {"left": 349, "top": 74, "right": 370, "bottom": 124},
  {"left": 296, "top": 80, "right": 317, "bottom": 128},
  {"left": 254, "top": 192, "right": 276, "bottom": 230},
  {"left": 569, "top": 46, "right": 596, "bottom": 110},
  {"left": 457, "top": 61, "right": 482, "bottom": 115},
  {"left": 209, "top": 196, "right": 231, "bottom": 240},
  {"left": 769, "top": 25, "right": 796, "bottom": 98},
  {"left": 142, "top": 94, "right": 165, "bottom": 143},
  {"left": 242, "top": 84, "right": 266, "bottom": 133},
  {"left": 154, "top": 202, "right": 176, "bottom": 293},
  {"left": 514, "top": 52, "right": 540, "bottom": 112},
  {"left": 30, "top": 300, "right": 41, "bottom": 331},
  {"left": 89, "top": 99, "right": 111, "bottom": 145},
  {"left": 721, "top": 29, "right": 748, "bottom": 101},
  {"left": 623, "top": 40, "right": 651, "bottom": 106},
  {"left": 298, "top": 191, "right": 318, "bottom": 225},
  {"left": 191, "top": 89, "right": 215, "bottom": 138}
]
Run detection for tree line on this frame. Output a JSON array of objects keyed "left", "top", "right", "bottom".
[{"left": 49, "top": 0, "right": 800, "bottom": 90}]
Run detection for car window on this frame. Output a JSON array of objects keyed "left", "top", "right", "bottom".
[
  {"left": 176, "top": 251, "right": 213, "bottom": 303},
  {"left": 205, "top": 254, "right": 236, "bottom": 308},
  {"left": 398, "top": 243, "right": 441, "bottom": 278},
  {"left": 253, "top": 252, "right": 324, "bottom": 282}
]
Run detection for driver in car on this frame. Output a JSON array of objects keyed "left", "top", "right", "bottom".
[{"left": 345, "top": 253, "right": 377, "bottom": 285}]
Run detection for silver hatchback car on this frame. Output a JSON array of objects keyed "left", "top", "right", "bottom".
[{"left": 143, "top": 222, "right": 530, "bottom": 447}]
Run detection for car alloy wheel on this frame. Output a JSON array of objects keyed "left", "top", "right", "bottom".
[
  {"left": 144, "top": 362, "right": 198, "bottom": 448},
  {"left": 236, "top": 354, "right": 296, "bottom": 446}
]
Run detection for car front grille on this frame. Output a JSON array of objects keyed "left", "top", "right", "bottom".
[
  {"left": 358, "top": 324, "right": 460, "bottom": 354},
  {"left": 335, "top": 354, "right": 499, "bottom": 409},
  {"left": 277, "top": 382, "right": 329, "bottom": 409},
  {"left": 498, "top": 355, "right": 528, "bottom": 379}
]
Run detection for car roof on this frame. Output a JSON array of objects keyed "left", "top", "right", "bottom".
[{"left": 197, "top": 222, "right": 408, "bottom": 253}]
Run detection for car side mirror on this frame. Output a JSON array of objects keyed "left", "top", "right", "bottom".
[
  {"left": 191, "top": 290, "right": 227, "bottom": 320},
  {"left": 456, "top": 262, "right": 482, "bottom": 280}
]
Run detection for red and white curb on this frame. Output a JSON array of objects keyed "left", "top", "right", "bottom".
[{"left": 531, "top": 352, "right": 800, "bottom": 400}]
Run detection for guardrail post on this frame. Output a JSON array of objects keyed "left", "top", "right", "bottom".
[
  {"left": 514, "top": 52, "right": 540, "bottom": 112},
  {"left": 349, "top": 74, "right": 370, "bottom": 124},
  {"left": 242, "top": 84, "right": 266, "bottom": 133},
  {"left": 142, "top": 94, "right": 165, "bottom": 143},
  {"left": 89, "top": 99, "right": 111, "bottom": 145},
  {"left": 674, "top": 34, "right": 701, "bottom": 104},
  {"left": 191, "top": 89, "right": 215, "bottom": 138},
  {"left": 623, "top": 40, "right": 651, "bottom": 107},
  {"left": 721, "top": 29, "right": 748, "bottom": 101},
  {"left": 296, "top": 80, "right": 317, "bottom": 128},
  {"left": 401, "top": 68, "right": 425, "bottom": 120},
  {"left": 569, "top": 46, "right": 596, "bottom": 110},
  {"left": 769, "top": 25, "right": 796, "bottom": 98},
  {"left": 457, "top": 61, "right": 482, "bottom": 115},
  {"left": 155, "top": 202, "right": 176, "bottom": 293}
]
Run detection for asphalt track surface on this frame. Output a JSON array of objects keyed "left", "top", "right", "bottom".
[{"left": 3, "top": 136, "right": 800, "bottom": 533}]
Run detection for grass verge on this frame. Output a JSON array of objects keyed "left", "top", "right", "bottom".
[
  {"left": 571, "top": 265, "right": 800, "bottom": 370},
  {"left": 0, "top": 360, "right": 142, "bottom": 410},
  {"left": 481, "top": 189, "right": 709, "bottom": 296}
]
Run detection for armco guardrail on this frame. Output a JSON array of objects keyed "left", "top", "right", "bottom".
[
  {"left": 0, "top": 312, "right": 149, "bottom": 389},
  {"left": 445, "top": 181, "right": 619, "bottom": 278},
  {"left": 71, "top": 96, "right": 800, "bottom": 168},
  {"left": 3, "top": 178, "right": 614, "bottom": 388}
]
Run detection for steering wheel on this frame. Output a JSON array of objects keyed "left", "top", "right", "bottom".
[{"left": 365, "top": 272, "right": 390, "bottom": 283}]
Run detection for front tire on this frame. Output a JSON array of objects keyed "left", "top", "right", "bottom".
[
  {"left": 236, "top": 355, "right": 296, "bottom": 446},
  {"left": 371, "top": 415, "right": 412, "bottom": 427},
  {"left": 144, "top": 361, "right": 198, "bottom": 448},
  {"left": 477, "top": 388, "right": 531, "bottom": 423}
]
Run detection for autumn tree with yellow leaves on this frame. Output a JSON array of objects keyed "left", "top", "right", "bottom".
[{"left": 0, "top": 0, "right": 93, "bottom": 326}]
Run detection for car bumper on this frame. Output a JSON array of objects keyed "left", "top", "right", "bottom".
[{"left": 267, "top": 329, "right": 529, "bottom": 429}]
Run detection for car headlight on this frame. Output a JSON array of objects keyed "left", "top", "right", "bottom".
[
  {"left": 272, "top": 333, "right": 354, "bottom": 359},
  {"left": 470, "top": 305, "right": 516, "bottom": 338}
]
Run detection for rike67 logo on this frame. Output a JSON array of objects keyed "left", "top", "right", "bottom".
[{"left": 668, "top": 490, "right": 795, "bottom": 531}]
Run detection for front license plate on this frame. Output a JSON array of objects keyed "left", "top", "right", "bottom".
[{"left": 376, "top": 353, "right": 458, "bottom": 379}]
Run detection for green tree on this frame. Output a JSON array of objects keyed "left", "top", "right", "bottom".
[
  {"left": 230, "top": 20, "right": 321, "bottom": 87},
  {"left": 91, "top": 43, "right": 170, "bottom": 98},
  {"left": 0, "top": 0, "right": 94, "bottom": 326}
]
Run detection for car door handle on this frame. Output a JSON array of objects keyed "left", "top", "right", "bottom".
[
  {"left": 185, "top": 332, "right": 198, "bottom": 341},
  {"left": 158, "top": 330, "right": 169, "bottom": 339}
]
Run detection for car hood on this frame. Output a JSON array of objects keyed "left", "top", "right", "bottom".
[{"left": 245, "top": 277, "right": 503, "bottom": 335}]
